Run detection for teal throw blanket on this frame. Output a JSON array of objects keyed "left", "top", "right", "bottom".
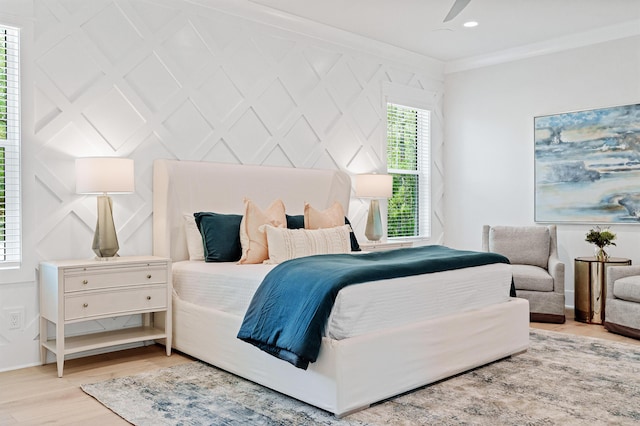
[{"left": 237, "top": 245, "right": 510, "bottom": 369}]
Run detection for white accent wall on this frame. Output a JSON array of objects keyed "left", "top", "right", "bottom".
[
  {"left": 0, "top": 0, "right": 444, "bottom": 372},
  {"left": 444, "top": 35, "right": 640, "bottom": 306}
]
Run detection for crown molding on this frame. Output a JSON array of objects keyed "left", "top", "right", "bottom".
[{"left": 445, "top": 19, "right": 640, "bottom": 74}]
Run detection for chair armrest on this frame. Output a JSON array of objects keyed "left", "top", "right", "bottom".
[
  {"left": 606, "top": 265, "right": 640, "bottom": 300},
  {"left": 548, "top": 255, "right": 565, "bottom": 294}
]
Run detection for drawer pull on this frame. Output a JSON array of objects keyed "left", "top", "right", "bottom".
[
  {"left": 147, "top": 296, "right": 151, "bottom": 300},
  {"left": 147, "top": 274, "right": 152, "bottom": 279},
  {"left": 82, "top": 303, "right": 88, "bottom": 308},
  {"left": 82, "top": 279, "right": 88, "bottom": 285}
]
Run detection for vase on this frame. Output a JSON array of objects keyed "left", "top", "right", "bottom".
[{"left": 595, "top": 247, "right": 609, "bottom": 261}]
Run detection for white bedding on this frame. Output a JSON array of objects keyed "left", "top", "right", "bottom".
[
  {"left": 154, "top": 160, "right": 530, "bottom": 416},
  {"left": 172, "top": 259, "right": 512, "bottom": 340}
]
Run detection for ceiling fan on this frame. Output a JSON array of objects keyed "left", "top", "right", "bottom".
[{"left": 443, "top": 0, "right": 471, "bottom": 22}]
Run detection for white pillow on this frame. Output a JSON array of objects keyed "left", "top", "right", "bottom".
[
  {"left": 184, "top": 214, "right": 205, "bottom": 261},
  {"left": 262, "top": 224, "right": 351, "bottom": 264}
]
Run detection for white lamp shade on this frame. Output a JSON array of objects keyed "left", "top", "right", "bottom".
[
  {"left": 76, "top": 157, "right": 135, "bottom": 194},
  {"left": 355, "top": 174, "right": 393, "bottom": 198}
]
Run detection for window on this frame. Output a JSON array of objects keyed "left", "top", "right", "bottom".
[
  {"left": 0, "top": 24, "right": 20, "bottom": 268},
  {"left": 386, "top": 102, "right": 430, "bottom": 239}
]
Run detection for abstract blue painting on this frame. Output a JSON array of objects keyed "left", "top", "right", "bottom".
[{"left": 535, "top": 103, "right": 640, "bottom": 223}]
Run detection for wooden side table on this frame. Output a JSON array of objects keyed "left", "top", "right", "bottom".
[
  {"left": 574, "top": 256, "right": 631, "bottom": 324},
  {"left": 39, "top": 256, "right": 172, "bottom": 377}
]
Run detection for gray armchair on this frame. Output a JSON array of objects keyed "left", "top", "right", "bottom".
[
  {"left": 605, "top": 266, "right": 640, "bottom": 339},
  {"left": 483, "top": 225, "right": 566, "bottom": 323}
]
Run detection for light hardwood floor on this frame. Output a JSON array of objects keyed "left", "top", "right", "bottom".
[{"left": 1, "top": 312, "right": 638, "bottom": 425}]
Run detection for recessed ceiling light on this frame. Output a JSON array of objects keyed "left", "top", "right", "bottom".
[{"left": 463, "top": 21, "right": 479, "bottom": 28}]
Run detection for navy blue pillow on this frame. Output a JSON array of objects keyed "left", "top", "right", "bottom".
[
  {"left": 286, "top": 214, "right": 305, "bottom": 229},
  {"left": 194, "top": 212, "right": 243, "bottom": 262},
  {"left": 286, "top": 214, "right": 361, "bottom": 252},
  {"left": 344, "top": 217, "right": 361, "bottom": 252}
]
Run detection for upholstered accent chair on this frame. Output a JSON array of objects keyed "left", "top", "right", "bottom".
[
  {"left": 604, "top": 266, "right": 640, "bottom": 340},
  {"left": 482, "top": 225, "right": 566, "bottom": 323}
]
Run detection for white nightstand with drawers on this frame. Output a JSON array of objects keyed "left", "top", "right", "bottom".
[{"left": 39, "top": 256, "right": 172, "bottom": 377}]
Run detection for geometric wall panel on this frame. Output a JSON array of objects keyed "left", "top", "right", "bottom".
[
  {"left": 82, "top": 3, "right": 144, "bottom": 64},
  {"left": 226, "top": 39, "right": 273, "bottom": 95},
  {"left": 226, "top": 108, "right": 272, "bottom": 164},
  {"left": 304, "top": 46, "right": 341, "bottom": 77},
  {"left": 255, "top": 78, "right": 297, "bottom": 130},
  {"left": 1, "top": 0, "right": 445, "bottom": 372},
  {"left": 281, "top": 116, "right": 321, "bottom": 166},
  {"left": 83, "top": 86, "right": 146, "bottom": 151},
  {"left": 352, "top": 96, "right": 382, "bottom": 139},
  {"left": 130, "top": 0, "right": 177, "bottom": 33},
  {"left": 162, "top": 99, "right": 213, "bottom": 158},
  {"left": 278, "top": 52, "right": 321, "bottom": 103},
  {"left": 36, "top": 36, "right": 105, "bottom": 101},
  {"left": 304, "top": 87, "right": 342, "bottom": 136},
  {"left": 197, "top": 69, "right": 245, "bottom": 122},
  {"left": 161, "top": 22, "right": 213, "bottom": 82},
  {"left": 326, "top": 60, "right": 362, "bottom": 108},
  {"left": 125, "top": 54, "right": 181, "bottom": 112}
]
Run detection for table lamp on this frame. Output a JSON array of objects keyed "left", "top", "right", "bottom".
[
  {"left": 355, "top": 173, "right": 393, "bottom": 241},
  {"left": 76, "top": 157, "right": 135, "bottom": 258}
]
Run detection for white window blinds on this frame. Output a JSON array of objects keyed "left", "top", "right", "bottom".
[
  {"left": 386, "top": 102, "right": 430, "bottom": 239},
  {"left": 0, "top": 24, "right": 20, "bottom": 268}
]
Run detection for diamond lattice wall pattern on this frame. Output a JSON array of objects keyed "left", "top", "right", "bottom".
[{"left": 0, "top": 0, "right": 444, "bottom": 372}]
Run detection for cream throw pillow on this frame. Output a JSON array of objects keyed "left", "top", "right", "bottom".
[
  {"left": 262, "top": 224, "right": 351, "bottom": 264},
  {"left": 304, "top": 201, "right": 345, "bottom": 229},
  {"left": 184, "top": 214, "right": 205, "bottom": 261},
  {"left": 238, "top": 199, "right": 286, "bottom": 264}
]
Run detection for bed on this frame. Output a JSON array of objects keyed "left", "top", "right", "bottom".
[{"left": 152, "top": 159, "right": 530, "bottom": 417}]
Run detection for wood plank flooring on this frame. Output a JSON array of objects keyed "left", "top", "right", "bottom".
[
  {"left": 0, "top": 345, "right": 193, "bottom": 425},
  {"left": 1, "top": 312, "right": 638, "bottom": 425}
]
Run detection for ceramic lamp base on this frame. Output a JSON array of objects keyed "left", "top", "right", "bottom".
[
  {"left": 365, "top": 199, "right": 383, "bottom": 241},
  {"left": 92, "top": 195, "right": 120, "bottom": 258}
]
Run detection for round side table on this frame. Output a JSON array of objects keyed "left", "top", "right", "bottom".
[{"left": 574, "top": 256, "right": 631, "bottom": 324}]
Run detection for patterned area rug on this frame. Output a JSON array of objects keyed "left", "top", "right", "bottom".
[{"left": 82, "top": 329, "right": 640, "bottom": 425}]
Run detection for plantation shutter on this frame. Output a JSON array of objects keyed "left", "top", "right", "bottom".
[
  {"left": 0, "top": 24, "right": 20, "bottom": 267},
  {"left": 386, "top": 103, "right": 430, "bottom": 238}
]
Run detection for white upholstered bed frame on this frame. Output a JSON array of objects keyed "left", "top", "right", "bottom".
[{"left": 152, "top": 159, "right": 530, "bottom": 417}]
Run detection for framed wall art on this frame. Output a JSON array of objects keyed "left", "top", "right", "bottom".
[{"left": 534, "top": 103, "right": 640, "bottom": 223}]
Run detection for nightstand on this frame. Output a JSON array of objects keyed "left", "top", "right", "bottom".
[
  {"left": 39, "top": 256, "right": 172, "bottom": 377},
  {"left": 360, "top": 241, "right": 414, "bottom": 252}
]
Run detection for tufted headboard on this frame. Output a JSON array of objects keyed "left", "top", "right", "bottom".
[{"left": 152, "top": 159, "right": 352, "bottom": 262}]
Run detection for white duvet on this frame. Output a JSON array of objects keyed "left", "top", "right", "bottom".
[{"left": 172, "top": 259, "right": 512, "bottom": 340}]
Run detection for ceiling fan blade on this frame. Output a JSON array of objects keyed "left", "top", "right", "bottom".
[{"left": 443, "top": 0, "right": 471, "bottom": 22}]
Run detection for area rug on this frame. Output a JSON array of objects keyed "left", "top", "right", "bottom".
[{"left": 82, "top": 329, "right": 640, "bottom": 425}]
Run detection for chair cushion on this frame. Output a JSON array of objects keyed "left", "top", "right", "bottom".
[
  {"left": 613, "top": 276, "right": 640, "bottom": 303},
  {"left": 512, "top": 264, "right": 554, "bottom": 292},
  {"left": 489, "top": 226, "right": 550, "bottom": 268}
]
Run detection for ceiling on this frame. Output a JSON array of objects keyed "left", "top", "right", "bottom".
[{"left": 248, "top": 0, "right": 640, "bottom": 63}]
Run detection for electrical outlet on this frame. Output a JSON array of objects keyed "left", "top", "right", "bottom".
[
  {"left": 8, "top": 311, "right": 22, "bottom": 329},
  {"left": 4, "top": 307, "right": 24, "bottom": 330}
]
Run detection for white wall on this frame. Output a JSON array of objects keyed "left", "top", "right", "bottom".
[
  {"left": 444, "top": 35, "right": 640, "bottom": 306},
  {"left": 0, "top": 0, "right": 444, "bottom": 372}
]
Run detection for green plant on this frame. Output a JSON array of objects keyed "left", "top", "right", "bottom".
[{"left": 585, "top": 226, "right": 617, "bottom": 248}]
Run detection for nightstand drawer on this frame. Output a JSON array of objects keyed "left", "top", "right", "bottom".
[
  {"left": 64, "top": 285, "right": 168, "bottom": 321},
  {"left": 64, "top": 264, "right": 167, "bottom": 292}
]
